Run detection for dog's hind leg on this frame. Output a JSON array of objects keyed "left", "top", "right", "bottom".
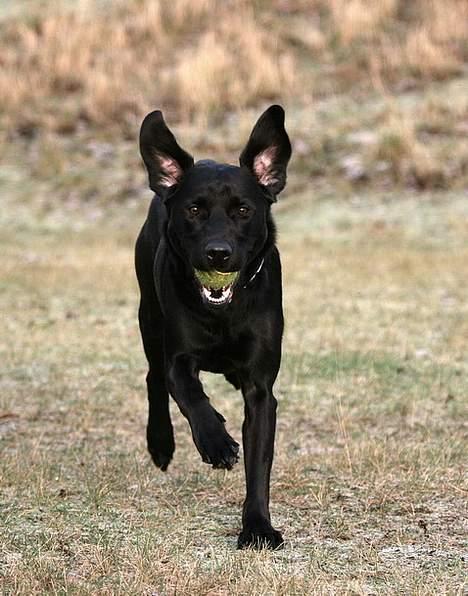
[{"left": 139, "top": 298, "right": 175, "bottom": 471}]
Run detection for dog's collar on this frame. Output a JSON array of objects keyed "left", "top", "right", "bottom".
[{"left": 243, "top": 258, "right": 265, "bottom": 288}]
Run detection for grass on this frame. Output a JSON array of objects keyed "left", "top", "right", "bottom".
[
  {"left": 1, "top": 0, "right": 466, "bottom": 129},
  {"left": 1, "top": 190, "right": 467, "bottom": 594},
  {"left": 0, "top": 0, "right": 467, "bottom": 192}
]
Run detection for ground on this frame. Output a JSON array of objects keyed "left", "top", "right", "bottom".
[{"left": 1, "top": 187, "right": 466, "bottom": 595}]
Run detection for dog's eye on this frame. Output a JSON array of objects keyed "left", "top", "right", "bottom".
[
  {"left": 238, "top": 205, "right": 250, "bottom": 217},
  {"left": 188, "top": 205, "right": 200, "bottom": 216}
]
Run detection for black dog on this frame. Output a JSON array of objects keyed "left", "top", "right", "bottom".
[{"left": 135, "top": 105, "right": 291, "bottom": 549}]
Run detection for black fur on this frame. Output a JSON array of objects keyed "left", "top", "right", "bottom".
[{"left": 135, "top": 105, "right": 291, "bottom": 549}]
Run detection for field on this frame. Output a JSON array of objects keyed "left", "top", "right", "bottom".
[
  {"left": 1, "top": 0, "right": 468, "bottom": 594},
  {"left": 1, "top": 190, "right": 467, "bottom": 594}
]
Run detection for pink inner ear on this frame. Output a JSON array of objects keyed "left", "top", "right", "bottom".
[
  {"left": 156, "top": 152, "right": 183, "bottom": 187},
  {"left": 253, "top": 146, "right": 278, "bottom": 186}
]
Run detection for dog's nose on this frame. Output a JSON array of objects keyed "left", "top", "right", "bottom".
[{"left": 205, "top": 242, "right": 232, "bottom": 265}]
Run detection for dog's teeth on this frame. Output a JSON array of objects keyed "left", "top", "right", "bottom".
[{"left": 201, "top": 283, "right": 233, "bottom": 305}]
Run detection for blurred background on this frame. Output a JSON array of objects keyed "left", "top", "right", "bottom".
[
  {"left": 1, "top": 0, "right": 467, "bottom": 215},
  {"left": 1, "top": 2, "right": 467, "bottom": 593}
]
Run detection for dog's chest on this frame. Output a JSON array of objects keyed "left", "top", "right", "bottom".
[{"left": 195, "top": 324, "right": 253, "bottom": 373}]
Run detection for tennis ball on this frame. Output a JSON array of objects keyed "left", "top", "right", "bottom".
[{"left": 194, "top": 269, "right": 239, "bottom": 289}]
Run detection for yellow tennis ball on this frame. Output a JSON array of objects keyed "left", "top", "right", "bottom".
[{"left": 194, "top": 269, "right": 239, "bottom": 289}]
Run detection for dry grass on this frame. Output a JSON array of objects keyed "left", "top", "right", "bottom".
[
  {"left": 368, "top": 110, "right": 447, "bottom": 188},
  {"left": 171, "top": 17, "right": 295, "bottom": 119},
  {"left": 1, "top": 190, "right": 467, "bottom": 594},
  {"left": 0, "top": 0, "right": 467, "bottom": 193},
  {"left": 0, "top": 0, "right": 297, "bottom": 132},
  {"left": 0, "top": 0, "right": 467, "bottom": 134},
  {"left": 330, "top": 0, "right": 398, "bottom": 43},
  {"left": 399, "top": 27, "right": 461, "bottom": 81}
]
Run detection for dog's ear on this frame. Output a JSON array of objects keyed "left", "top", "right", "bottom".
[
  {"left": 239, "top": 105, "right": 292, "bottom": 200},
  {"left": 140, "top": 110, "right": 194, "bottom": 196}
]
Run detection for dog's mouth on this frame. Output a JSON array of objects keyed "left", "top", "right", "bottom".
[{"left": 194, "top": 269, "right": 240, "bottom": 306}]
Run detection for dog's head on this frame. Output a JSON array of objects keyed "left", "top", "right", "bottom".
[{"left": 140, "top": 106, "right": 291, "bottom": 307}]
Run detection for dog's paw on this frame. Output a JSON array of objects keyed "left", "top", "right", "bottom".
[
  {"left": 191, "top": 408, "right": 239, "bottom": 470},
  {"left": 147, "top": 430, "right": 175, "bottom": 471},
  {"left": 237, "top": 526, "right": 284, "bottom": 550},
  {"left": 194, "top": 424, "right": 239, "bottom": 470},
  {"left": 210, "top": 435, "right": 240, "bottom": 470},
  {"left": 201, "top": 431, "right": 239, "bottom": 470}
]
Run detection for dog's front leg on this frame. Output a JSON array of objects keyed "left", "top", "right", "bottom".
[
  {"left": 238, "top": 378, "right": 283, "bottom": 549},
  {"left": 166, "top": 355, "right": 239, "bottom": 470}
]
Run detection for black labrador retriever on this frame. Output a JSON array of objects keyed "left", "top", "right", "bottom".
[{"left": 135, "top": 105, "right": 291, "bottom": 549}]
